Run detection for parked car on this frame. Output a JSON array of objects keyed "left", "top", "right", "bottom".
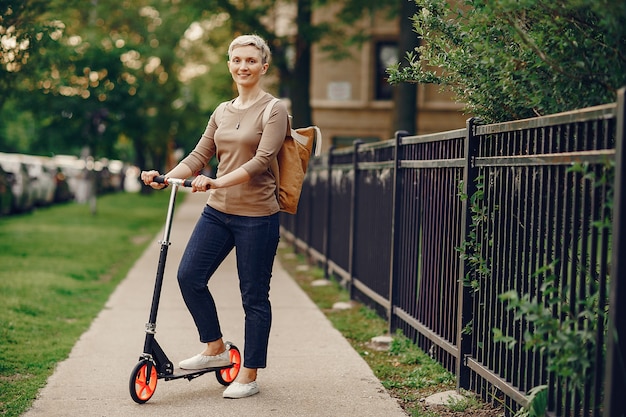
[
  {"left": 52, "top": 155, "right": 85, "bottom": 200},
  {"left": 0, "top": 153, "right": 132, "bottom": 214},
  {"left": 20, "top": 155, "right": 57, "bottom": 207},
  {"left": 0, "top": 153, "right": 35, "bottom": 213},
  {"left": 0, "top": 164, "right": 15, "bottom": 216}
]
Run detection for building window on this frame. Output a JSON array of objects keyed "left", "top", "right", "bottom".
[{"left": 374, "top": 41, "right": 399, "bottom": 101}]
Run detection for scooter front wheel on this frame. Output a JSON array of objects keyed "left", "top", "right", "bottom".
[
  {"left": 129, "top": 359, "right": 158, "bottom": 403},
  {"left": 216, "top": 345, "right": 241, "bottom": 386}
]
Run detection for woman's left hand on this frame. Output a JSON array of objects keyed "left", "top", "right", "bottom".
[{"left": 190, "top": 175, "right": 215, "bottom": 193}]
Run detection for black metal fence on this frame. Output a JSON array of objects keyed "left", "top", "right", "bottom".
[{"left": 280, "top": 89, "right": 626, "bottom": 416}]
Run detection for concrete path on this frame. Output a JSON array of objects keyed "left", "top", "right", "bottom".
[{"left": 23, "top": 191, "right": 407, "bottom": 417}]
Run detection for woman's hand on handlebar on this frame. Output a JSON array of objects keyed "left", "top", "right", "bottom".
[
  {"left": 140, "top": 170, "right": 167, "bottom": 189},
  {"left": 190, "top": 175, "right": 215, "bottom": 193}
]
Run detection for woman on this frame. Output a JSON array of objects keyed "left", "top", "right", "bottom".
[{"left": 141, "top": 34, "right": 288, "bottom": 399}]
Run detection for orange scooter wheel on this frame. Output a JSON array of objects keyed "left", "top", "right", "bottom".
[
  {"left": 216, "top": 345, "right": 241, "bottom": 386},
  {"left": 129, "top": 360, "right": 158, "bottom": 403}
]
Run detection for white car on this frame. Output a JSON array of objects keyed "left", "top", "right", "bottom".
[{"left": 0, "top": 153, "right": 35, "bottom": 213}]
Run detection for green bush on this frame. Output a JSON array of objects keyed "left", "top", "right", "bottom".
[{"left": 388, "top": 0, "right": 626, "bottom": 122}]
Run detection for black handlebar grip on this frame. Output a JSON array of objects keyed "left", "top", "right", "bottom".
[{"left": 153, "top": 176, "right": 193, "bottom": 188}]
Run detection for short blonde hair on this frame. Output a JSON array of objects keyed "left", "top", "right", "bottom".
[{"left": 228, "top": 34, "right": 271, "bottom": 65}]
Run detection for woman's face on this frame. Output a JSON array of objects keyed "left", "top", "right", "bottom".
[{"left": 227, "top": 45, "right": 268, "bottom": 88}]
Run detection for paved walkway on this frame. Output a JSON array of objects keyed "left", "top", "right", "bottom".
[{"left": 23, "top": 191, "right": 407, "bottom": 417}]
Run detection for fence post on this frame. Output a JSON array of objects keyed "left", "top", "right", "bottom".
[
  {"left": 604, "top": 87, "right": 626, "bottom": 417},
  {"left": 456, "top": 118, "right": 479, "bottom": 390},
  {"left": 348, "top": 140, "right": 363, "bottom": 299},
  {"left": 323, "top": 147, "right": 335, "bottom": 279},
  {"left": 388, "top": 130, "right": 409, "bottom": 332},
  {"left": 306, "top": 156, "right": 315, "bottom": 261}
]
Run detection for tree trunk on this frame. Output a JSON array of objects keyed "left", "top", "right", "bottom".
[
  {"left": 290, "top": 0, "right": 313, "bottom": 127},
  {"left": 393, "top": 0, "right": 419, "bottom": 135}
]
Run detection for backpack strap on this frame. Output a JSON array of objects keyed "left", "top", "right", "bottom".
[
  {"left": 295, "top": 126, "right": 323, "bottom": 157},
  {"left": 262, "top": 98, "right": 322, "bottom": 156},
  {"left": 262, "top": 98, "right": 281, "bottom": 127},
  {"left": 265, "top": 98, "right": 282, "bottom": 204}
]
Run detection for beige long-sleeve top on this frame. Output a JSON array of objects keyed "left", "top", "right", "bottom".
[{"left": 180, "top": 93, "right": 289, "bottom": 216}]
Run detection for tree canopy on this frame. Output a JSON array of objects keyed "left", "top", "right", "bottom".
[
  {"left": 2, "top": 0, "right": 234, "bottom": 168},
  {"left": 388, "top": 0, "right": 626, "bottom": 123}
]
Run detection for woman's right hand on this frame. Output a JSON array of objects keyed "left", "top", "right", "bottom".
[{"left": 140, "top": 170, "right": 167, "bottom": 189}]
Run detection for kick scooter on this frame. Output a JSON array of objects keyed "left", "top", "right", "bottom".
[{"left": 129, "top": 176, "right": 241, "bottom": 404}]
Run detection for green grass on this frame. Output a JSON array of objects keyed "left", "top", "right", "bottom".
[{"left": 0, "top": 191, "right": 174, "bottom": 417}]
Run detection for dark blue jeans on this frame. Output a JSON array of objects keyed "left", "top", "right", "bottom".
[{"left": 177, "top": 205, "right": 280, "bottom": 369}]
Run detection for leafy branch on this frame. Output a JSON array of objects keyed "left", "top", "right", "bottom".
[{"left": 457, "top": 175, "right": 491, "bottom": 294}]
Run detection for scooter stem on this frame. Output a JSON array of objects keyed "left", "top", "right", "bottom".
[
  {"left": 143, "top": 183, "right": 181, "bottom": 351},
  {"left": 161, "top": 182, "right": 181, "bottom": 245}
]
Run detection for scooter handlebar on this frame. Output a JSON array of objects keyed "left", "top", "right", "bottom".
[{"left": 154, "top": 175, "right": 193, "bottom": 188}]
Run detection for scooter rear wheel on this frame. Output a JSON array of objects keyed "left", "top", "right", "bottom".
[
  {"left": 216, "top": 345, "right": 241, "bottom": 386},
  {"left": 129, "top": 359, "right": 158, "bottom": 403}
]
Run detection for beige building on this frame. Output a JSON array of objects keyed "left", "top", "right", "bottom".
[{"left": 310, "top": 6, "right": 468, "bottom": 149}]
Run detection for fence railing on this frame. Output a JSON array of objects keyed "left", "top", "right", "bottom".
[{"left": 280, "top": 89, "right": 626, "bottom": 416}]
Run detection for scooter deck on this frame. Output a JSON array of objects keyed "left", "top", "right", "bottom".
[{"left": 164, "top": 365, "right": 234, "bottom": 381}]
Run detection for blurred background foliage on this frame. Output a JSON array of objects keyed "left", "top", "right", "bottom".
[{"left": 0, "top": 0, "right": 399, "bottom": 171}]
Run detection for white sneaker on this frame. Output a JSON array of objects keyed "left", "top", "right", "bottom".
[
  {"left": 179, "top": 350, "right": 231, "bottom": 370},
  {"left": 222, "top": 381, "right": 260, "bottom": 399}
]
